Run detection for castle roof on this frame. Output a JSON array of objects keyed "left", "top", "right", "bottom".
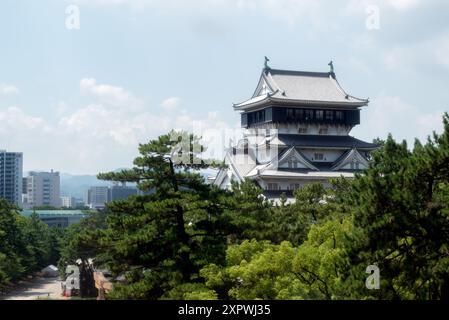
[
  {"left": 271, "top": 134, "right": 379, "bottom": 150},
  {"left": 234, "top": 68, "right": 369, "bottom": 110}
]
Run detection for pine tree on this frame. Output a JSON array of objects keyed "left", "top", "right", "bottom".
[
  {"left": 96, "top": 131, "right": 232, "bottom": 299},
  {"left": 345, "top": 113, "right": 449, "bottom": 299}
]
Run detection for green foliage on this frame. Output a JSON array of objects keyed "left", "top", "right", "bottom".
[
  {"left": 226, "top": 180, "right": 273, "bottom": 242},
  {"left": 198, "top": 219, "right": 355, "bottom": 300},
  {"left": 58, "top": 114, "right": 449, "bottom": 300},
  {"left": 228, "top": 180, "right": 344, "bottom": 246},
  {"left": 163, "top": 283, "right": 218, "bottom": 300},
  {"left": 270, "top": 183, "right": 339, "bottom": 245},
  {"left": 92, "top": 131, "right": 233, "bottom": 299},
  {"left": 0, "top": 200, "right": 63, "bottom": 292},
  {"left": 343, "top": 113, "right": 449, "bottom": 299},
  {"left": 291, "top": 218, "right": 354, "bottom": 299},
  {"left": 58, "top": 210, "right": 107, "bottom": 272}
]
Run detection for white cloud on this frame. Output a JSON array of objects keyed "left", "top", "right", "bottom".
[
  {"left": 0, "top": 107, "right": 45, "bottom": 131},
  {"left": 1, "top": 78, "right": 443, "bottom": 174},
  {"left": 55, "top": 101, "right": 69, "bottom": 116},
  {"left": 53, "top": 83, "right": 233, "bottom": 172},
  {"left": 435, "top": 35, "right": 449, "bottom": 69},
  {"left": 0, "top": 84, "right": 19, "bottom": 95},
  {"left": 71, "top": 0, "right": 337, "bottom": 27},
  {"left": 79, "top": 0, "right": 422, "bottom": 13},
  {"left": 59, "top": 104, "right": 166, "bottom": 146},
  {"left": 0, "top": 76, "right": 234, "bottom": 174},
  {"left": 353, "top": 95, "right": 445, "bottom": 147},
  {"left": 345, "top": 0, "right": 422, "bottom": 14},
  {"left": 386, "top": 0, "right": 420, "bottom": 11},
  {"left": 161, "top": 97, "right": 181, "bottom": 111},
  {"left": 80, "top": 78, "right": 143, "bottom": 111},
  {"left": 381, "top": 32, "right": 449, "bottom": 71}
]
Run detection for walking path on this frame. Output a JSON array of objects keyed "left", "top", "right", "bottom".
[{"left": 1, "top": 277, "right": 67, "bottom": 300}]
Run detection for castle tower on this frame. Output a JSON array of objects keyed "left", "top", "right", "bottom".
[{"left": 214, "top": 60, "right": 379, "bottom": 202}]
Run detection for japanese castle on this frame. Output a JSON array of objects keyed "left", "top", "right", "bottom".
[{"left": 213, "top": 59, "right": 379, "bottom": 202}]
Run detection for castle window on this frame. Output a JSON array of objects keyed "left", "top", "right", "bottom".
[
  {"left": 298, "top": 127, "right": 307, "bottom": 134},
  {"left": 314, "top": 153, "right": 324, "bottom": 161},
  {"left": 289, "top": 183, "right": 300, "bottom": 190},
  {"left": 319, "top": 127, "right": 328, "bottom": 135},
  {"left": 316, "top": 110, "right": 324, "bottom": 120},
  {"left": 305, "top": 110, "right": 314, "bottom": 120},
  {"left": 288, "top": 159, "right": 298, "bottom": 169},
  {"left": 286, "top": 109, "right": 294, "bottom": 121},
  {"left": 325, "top": 110, "right": 334, "bottom": 121},
  {"left": 267, "top": 183, "right": 279, "bottom": 190},
  {"left": 336, "top": 111, "right": 344, "bottom": 121},
  {"left": 351, "top": 162, "right": 360, "bottom": 170}
]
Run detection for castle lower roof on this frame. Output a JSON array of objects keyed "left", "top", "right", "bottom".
[{"left": 275, "top": 134, "right": 379, "bottom": 150}]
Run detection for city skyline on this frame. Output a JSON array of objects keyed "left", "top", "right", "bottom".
[{"left": 0, "top": 0, "right": 448, "bottom": 174}]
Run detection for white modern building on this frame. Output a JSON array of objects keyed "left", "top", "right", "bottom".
[
  {"left": 23, "top": 170, "right": 61, "bottom": 209},
  {"left": 61, "top": 196, "right": 77, "bottom": 208},
  {"left": 214, "top": 60, "right": 379, "bottom": 202},
  {"left": 0, "top": 150, "right": 23, "bottom": 207}
]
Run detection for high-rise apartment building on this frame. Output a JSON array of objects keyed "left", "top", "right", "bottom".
[{"left": 0, "top": 150, "right": 23, "bottom": 207}]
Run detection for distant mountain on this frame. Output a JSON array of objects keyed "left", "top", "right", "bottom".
[
  {"left": 57, "top": 168, "right": 218, "bottom": 200},
  {"left": 60, "top": 173, "right": 111, "bottom": 200}
]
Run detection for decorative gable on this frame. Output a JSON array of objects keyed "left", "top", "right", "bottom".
[
  {"left": 332, "top": 148, "right": 369, "bottom": 171},
  {"left": 268, "top": 147, "right": 318, "bottom": 171},
  {"left": 253, "top": 74, "right": 275, "bottom": 97}
]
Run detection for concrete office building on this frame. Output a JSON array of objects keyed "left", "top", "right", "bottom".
[
  {"left": 23, "top": 170, "right": 61, "bottom": 209},
  {"left": 87, "top": 186, "right": 109, "bottom": 209},
  {"left": 0, "top": 150, "right": 23, "bottom": 207},
  {"left": 109, "top": 184, "right": 138, "bottom": 202}
]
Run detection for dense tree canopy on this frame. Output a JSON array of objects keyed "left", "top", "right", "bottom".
[
  {"left": 343, "top": 113, "right": 449, "bottom": 299},
  {"left": 55, "top": 113, "right": 449, "bottom": 300},
  {"left": 0, "top": 201, "right": 62, "bottom": 293},
  {"left": 92, "top": 131, "right": 234, "bottom": 299}
]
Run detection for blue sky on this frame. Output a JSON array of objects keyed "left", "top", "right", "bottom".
[{"left": 0, "top": 0, "right": 448, "bottom": 174}]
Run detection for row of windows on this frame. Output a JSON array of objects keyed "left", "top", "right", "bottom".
[
  {"left": 265, "top": 183, "right": 307, "bottom": 191},
  {"left": 287, "top": 160, "right": 298, "bottom": 169},
  {"left": 298, "top": 126, "right": 329, "bottom": 135},
  {"left": 266, "top": 183, "right": 280, "bottom": 191},
  {"left": 243, "top": 107, "right": 355, "bottom": 128},
  {"left": 286, "top": 109, "right": 344, "bottom": 122},
  {"left": 314, "top": 153, "right": 325, "bottom": 161},
  {"left": 286, "top": 153, "right": 325, "bottom": 165},
  {"left": 350, "top": 162, "right": 360, "bottom": 169},
  {"left": 247, "top": 110, "right": 266, "bottom": 124}
]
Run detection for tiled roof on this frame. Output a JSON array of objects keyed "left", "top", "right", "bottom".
[
  {"left": 235, "top": 68, "right": 369, "bottom": 109},
  {"left": 276, "top": 134, "right": 379, "bottom": 150},
  {"left": 267, "top": 69, "right": 368, "bottom": 104},
  {"left": 251, "top": 169, "right": 355, "bottom": 179}
]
